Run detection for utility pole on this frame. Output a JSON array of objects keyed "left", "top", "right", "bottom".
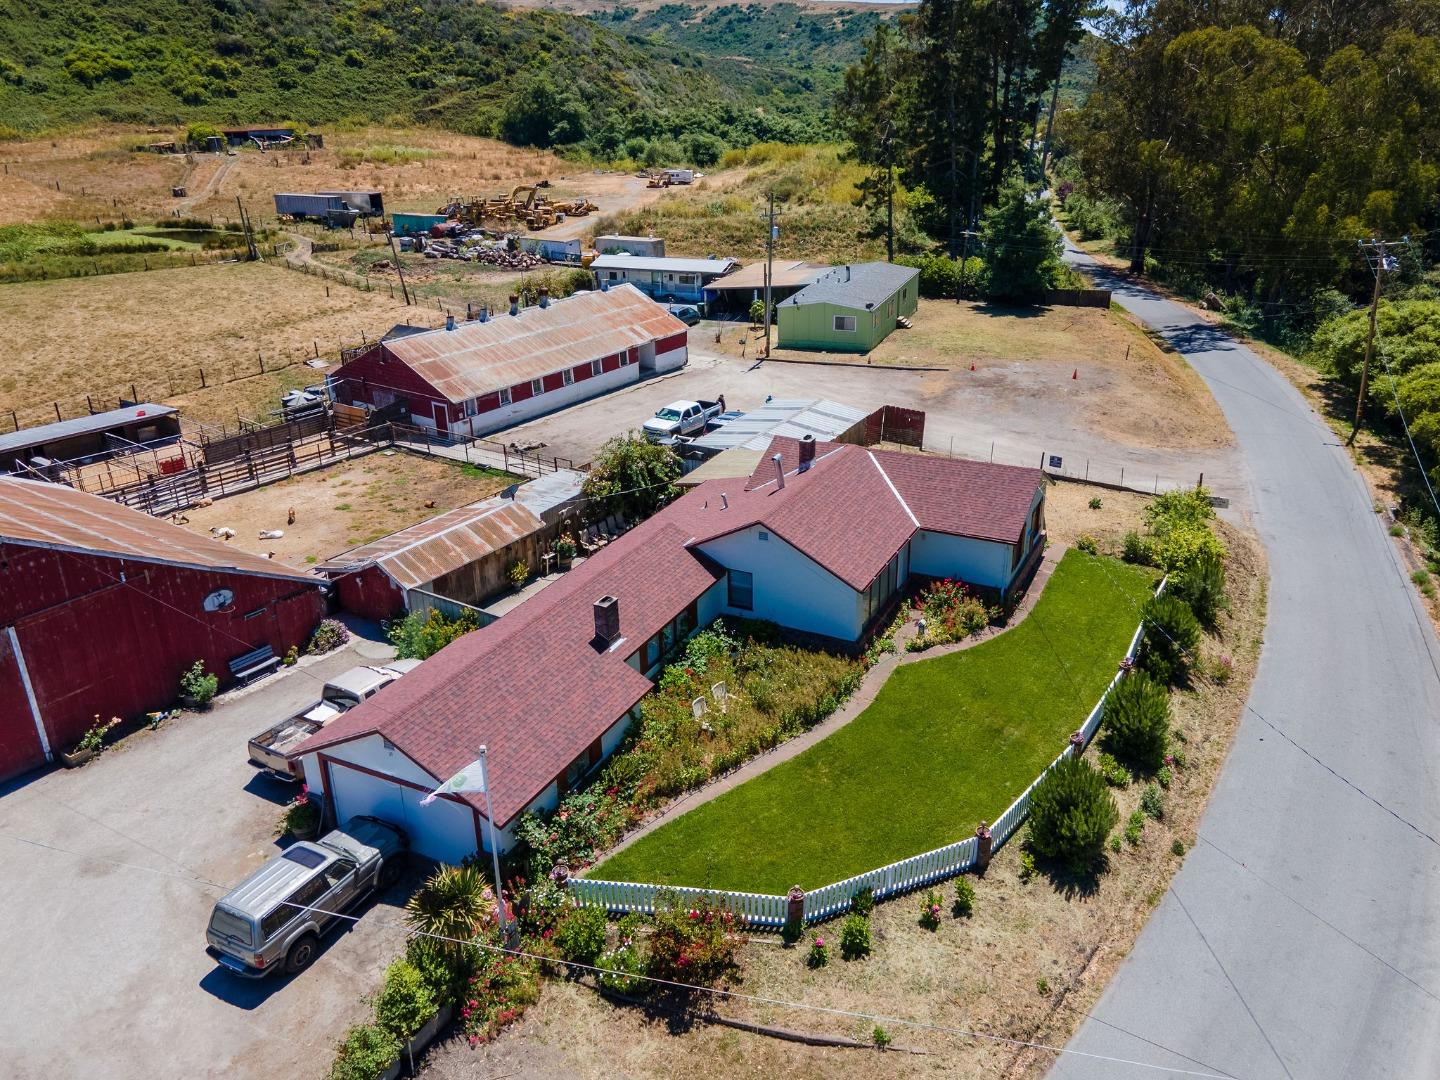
[
  {"left": 763, "top": 190, "right": 776, "bottom": 358},
  {"left": 1349, "top": 237, "right": 1406, "bottom": 445},
  {"left": 386, "top": 228, "right": 412, "bottom": 306}
]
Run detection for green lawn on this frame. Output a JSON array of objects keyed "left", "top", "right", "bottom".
[{"left": 592, "top": 551, "right": 1156, "bottom": 893}]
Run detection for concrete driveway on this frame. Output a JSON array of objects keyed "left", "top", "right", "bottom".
[
  {"left": 1051, "top": 247, "right": 1440, "bottom": 1077},
  {"left": 0, "top": 631, "right": 413, "bottom": 1080},
  {"left": 495, "top": 329, "right": 1243, "bottom": 507}
]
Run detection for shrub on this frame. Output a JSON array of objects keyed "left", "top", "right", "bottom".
[
  {"left": 1140, "top": 784, "right": 1165, "bottom": 821},
  {"left": 872, "top": 1025, "right": 892, "bottom": 1050},
  {"left": 388, "top": 607, "right": 480, "bottom": 660},
  {"left": 1089, "top": 496, "right": 1103, "bottom": 509},
  {"left": 1018, "top": 849, "right": 1038, "bottom": 883},
  {"left": 850, "top": 886, "right": 875, "bottom": 917},
  {"left": 1075, "top": 535, "right": 1099, "bottom": 555},
  {"left": 405, "top": 936, "right": 467, "bottom": 1007},
  {"left": 1138, "top": 594, "right": 1201, "bottom": 685},
  {"left": 596, "top": 940, "right": 646, "bottom": 995},
  {"left": 953, "top": 877, "right": 975, "bottom": 918},
  {"left": 279, "top": 789, "right": 320, "bottom": 836},
  {"left": 1102, "top": 671, "right": 1171, "bottom": 772},
  {"left": 308, "top": 618, "right": 350, "bottom": 655},
  {"left": 647, "top": 894, "right": 745, "bottom": 987},
  {"left": 839, "top": 913, "right": 871, "bottom": 960},
  {"left": 75, "top": 715, "right": 120, "bottom": 754},
  {"left": 406, "top": 864, "right": 497, "bottom": 964},
  {"left": 1144, "top": 489, "right": 1226, "bottom": 575},
  {"left": 1156, "top": 765, "right": 1173, "bottom": 789},
  {"left": 1096, "top": 751, "right": 1133, "bottom": 787},
  {"left": 372, "top": 959, "right": 436, "bottom": 1042},
  {"left": 1171, "top": 839, "right": 1186, "bottom": 856},
  {"left": 1026, "top": 756, "right": 1119, "bottom": 874},
  {"left": 552, "top": 903, "right": 608, "bottom": 965},
  {"left": 462, "top": 951, "right": 541, "bottom": 1043},
  {"left": 329, "top": 1024, "right": 400, "bottom": 1080},
  {"left": 807, "top": 935, "right": 829, "bottom": 968},
  {"left": 913, "top": 578, "right": 991, "bottom": 646},
  {"left": 1037, "top": 976, "right": 1051, "bottom": 995},
  {"left": 1171, "top": 550, "right": 1226, "bottom": 627},
  {"left": 1123, "top": 809, "right": 1145, "bottom": 846},
  {"left": 507, "top": 558, "right": 530, "bottom": 588},
  {"left": 1122, "top": 530, "right": 1155, "bottom": 566},
  {"left": 179, "top": 660, "right": 218, "bottom": 705},
  {"left": 919, "top": 889, "right": 943, "bottom": 930}
]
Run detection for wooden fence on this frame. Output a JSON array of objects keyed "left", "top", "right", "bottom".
[
  {"left": 570, "top": 577, "right": 1163, "bottom": 927},
  {"left": 863, "top": 404, "right": 926, "bottom": 449},
  {"left": 388, "top": 421, "right": 586, "bottom": 479}
]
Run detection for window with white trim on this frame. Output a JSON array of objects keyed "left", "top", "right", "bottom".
[
  {"left": 463, "top": 397, "right": 478, "bottom": 417},
  {"left": 728, "top": 569, "right": 753, "bottom": 610},
  {"left": 563, "top": 368, "right": 575, "bottom": 386},
  {"left": 590, "top": 359, "right": 602, "bottom": 377},
  {"left": 678, "top": 274, "right": 697, "bottom": 285},
  {"left": 499, "top": 387, "right": 512, "bottom": 406},
  {"left": 530, "top": 378, "right": 543, "bottom": 396},
  {"left": 833, "top": 315, "right": 857, "bottom": 332}
]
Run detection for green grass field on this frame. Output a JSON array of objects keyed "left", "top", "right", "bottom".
[{"left": 593, "top": 551, "right": 1156, "bottom": 893}]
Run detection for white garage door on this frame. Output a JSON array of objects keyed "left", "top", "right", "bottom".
[{"left": 329, "top": 762, "right": 480, "bottom": 866}]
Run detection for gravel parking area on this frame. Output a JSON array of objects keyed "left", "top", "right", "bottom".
[{"left": 0, "top": 629, "right": 414, "bottom": 1080}]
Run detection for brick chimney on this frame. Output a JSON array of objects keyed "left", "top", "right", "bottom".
[
  {"left": 593, "top": 595, "right": 620, "bottom": 648},
  {"left": 798, "top": 433, "right": 816, "bottom": 472}
]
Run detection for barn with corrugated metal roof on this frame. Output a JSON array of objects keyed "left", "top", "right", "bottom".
[
  {"left": 328, "top": 284, "right": 688, "bottom": 437},
  {"left": 0, "top": 477, "right": 325, "bottom": 781}
]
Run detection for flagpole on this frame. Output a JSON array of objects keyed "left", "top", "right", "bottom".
[{"left": 477, "top": 746, "right": 512, "bottom": 943}]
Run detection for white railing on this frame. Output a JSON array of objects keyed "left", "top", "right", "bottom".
[{"left": 569, "top": 574, "right": 1165, "bottom": 926}]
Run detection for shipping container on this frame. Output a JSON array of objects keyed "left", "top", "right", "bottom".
[{"left": 318, "top": 190, "right": 386, "bottom": 217}]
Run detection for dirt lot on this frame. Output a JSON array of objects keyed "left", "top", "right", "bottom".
[
  {"left": 181, "top": 452, "right": 513, "bottom": 568},
  {"left": 712, "top": 301, "right": 1229, "bottom": 453},
  {"left": 423, "top": 512, "right": 1266, "bottom": 1080},
  {"left": 0, "top": 126, "right": 653, "bottom": 229},
  {"left": 1043, "top": 479, "right": 1156, "bottom": 548},
  {"left": 0, "top": 260, "right": 418, "bottom": 429}
]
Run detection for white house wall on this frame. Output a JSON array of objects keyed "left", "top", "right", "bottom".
[
  {"left": 458, "top": 361, "right": 639, "bottom": 438},
  {"left": 697, "top": 525, "right": 863, "bottom": 640},
  {"left": 652, "top": 343, "right": 686, "bottom": 374},
  {"left": 909, "top": 530, "right": 1014, "bottom": 588}
]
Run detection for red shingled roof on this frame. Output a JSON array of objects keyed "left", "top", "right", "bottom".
[{"left": 294, "top": 438, "right": 1041, "bottom": 827}]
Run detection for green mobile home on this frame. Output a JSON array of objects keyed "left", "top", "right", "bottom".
[{"left": 776, "top": 262, "right": 920, "bottom": 353}]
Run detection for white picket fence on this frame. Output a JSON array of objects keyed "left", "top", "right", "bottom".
[{"left": 570, "top": 576, "right": 1165, "bottom": 927}]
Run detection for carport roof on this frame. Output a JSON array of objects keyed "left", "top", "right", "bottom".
[
  {"left": 0, "top": 476, "right": 320, "bottom": 582},
  {"left": 0, "top": 404, "right": 176, "bottom": 456}
]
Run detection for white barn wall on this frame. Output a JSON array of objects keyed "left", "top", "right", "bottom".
[
  {"left": 697, "top": 525, "right": 863, "bottom": 640},
  {"left": 459, "top": 360, "right": 640, "bottom": 437}
]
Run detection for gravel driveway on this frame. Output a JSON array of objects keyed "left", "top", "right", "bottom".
[{"left": 0, "top": 630, "right": 413, "bottom": 1080}]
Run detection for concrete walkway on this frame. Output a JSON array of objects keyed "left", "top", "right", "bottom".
[{"left": 598, "top": 548, "right": 1065, "bottom": 862}]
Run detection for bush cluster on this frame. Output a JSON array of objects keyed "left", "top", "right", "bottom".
[
  {"left": 908, "top": 578, "right": 994, "bottom": 651},
  {"left": 646, "top": 895, "right": 745, "bottom": 987},
  {"left": 1102, "top": 670, "right": 1171, "bottom": 772},
  {"left": 387, "top": 607, "right": 480, "bottom": 660},
  {"left": 1138, "top": 593, "right": 1201, "bottom": 685},
  {"left": 839, "top": 912, "right": 872, "bottom": 959},
  {"left": 1026, "top": 756, "right": 1119, "bottom": 874}
]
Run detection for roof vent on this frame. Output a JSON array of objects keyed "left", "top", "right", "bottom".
[
  {"left": 538, "top": 287, "right": 551, "bottom": 309},
  {"left": 593, "top": 595, "right": 621, "bottom": 648},
  {"left": 720, "top": 492, "right": 729, "bottom": 510},
  {"left": 798, "top": 434, "right": 816, "bottom": 472},
  {"left": 509, "top": 294, "right": 520, "bottom": 317},
  {"left": 445, "top": 313, "right": 456, "bottom": 331},
  {"left": 772, "top": 453, "right": 785, "bottom": 490},
  {"left": 478, "top": 306, "right": 489, "bottom": 323}
]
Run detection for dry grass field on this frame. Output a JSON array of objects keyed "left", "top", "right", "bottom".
[
  {"left": 0, "top": 126, "right": 597, "bottom": 226},
  {"left": 181, "top": 452, "right": 514, "bottom": 569},
  {"left": 0, "top": 260, "right": 420, "bottom": 429}
]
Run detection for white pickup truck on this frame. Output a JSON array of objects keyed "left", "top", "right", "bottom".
[
  {"left": 643, "top": 399, "right": 723, "bottom": 440},
  {"left": 247, "top": 661, "right": 421, "bottom": 780}
]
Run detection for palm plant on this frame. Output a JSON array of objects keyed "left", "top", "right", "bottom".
[{"left": 405, "top": 864, "right": 496, "bottom": 960}]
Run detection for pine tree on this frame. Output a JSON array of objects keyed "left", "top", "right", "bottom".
[
  {"left": 1102, "top": 671, "right": 1171, "bottom": 772},
  {"left": 1027, "top": 756, "right": 1119, "bottom": 874},
  {"left": 979, "top": 168, "right": 1062, "bottom": 303},
  {"left": 1138, "top": 593, "right": 1201, "bottom": 686}
]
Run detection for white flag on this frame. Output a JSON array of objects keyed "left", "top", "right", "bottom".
[{"left": 420, "top": 755, "right": 487, "bottom": 805}]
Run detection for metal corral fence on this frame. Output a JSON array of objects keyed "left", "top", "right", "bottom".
[{"left": 570, "top": 576, "right": 1165, "bottom": 929}]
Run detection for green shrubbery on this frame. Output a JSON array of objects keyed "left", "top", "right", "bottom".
[
  {"left": 371, "top": 959, "right": 436, "bottom": 1043},
  {"left": 1102, "top": 670, "right": 1171, "bottom": 772},
  {"left": 894, "top": 252, "right": 985, "bottom": 299},
  {"left": 953, "top": 876, "right": 976, "bottom": 918},
  {"left": 1172, "top": 550, "right": 1227, "bottom": 627},
  {"left": 388, "top": 607, "right": 481, "bottom": 660},
  {"left": 646, "top": 895, "right": 745, "bottom": 987},
  {"left": 1138, "top": 593, "right": 1201, "bottom": 685},
  {"left": 329, "top": 1025, "right": 400, "bottom": 1080},
  {"left": 839, "top": 912, "right": 872, "bottom": 959},
  {"left": 178, "top": 660, "right": 218, "bottom": 705},
  {"left": 552, "top": 902, "right": 608, "bottom": 965},
  {"left": 1026, "top": 756, "right": 1119, "bottom": 874},
  {"left": 907, "top": 578, "right": 993, "bottom": 651}
]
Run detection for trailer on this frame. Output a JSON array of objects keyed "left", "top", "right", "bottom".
[
  {"left": 392, "top": 212, "right": 448, "bottom": 238},
  {"left": 273, "top": 193, "right": 359, "bottom": 226},
  {"left": 518, "top": 236, "right": 583, "bottom": 264}
]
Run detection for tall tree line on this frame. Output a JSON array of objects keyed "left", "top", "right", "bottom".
[
  {"left": 835, "top": 0, "right": 1090, "bottom": 256},
  {"left": 1063, "top": 0, "right": 1440, "bottom": 302}
]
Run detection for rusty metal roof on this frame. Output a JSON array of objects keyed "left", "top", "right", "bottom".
[
  {"left": 0, "top": 477, "right": 320, "bottom": 582},
  {"left": 320, "top": 497, "right": 545, "bottom": 590},
  {"left": 372, "top": 284, "right": 688, "bottom": 404}
]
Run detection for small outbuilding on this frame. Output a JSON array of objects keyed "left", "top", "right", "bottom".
[
  {"left": 590, "top": 255, "right": 737, "bottom": 305},
  {"left": 0, "top": 404, "right": 181, "bottom": 475},
  {"left": 777, "top": 262, "right": 920, "bottom": 353}
]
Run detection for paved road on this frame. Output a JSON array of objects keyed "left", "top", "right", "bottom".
[
  {"left": 1052, "top": 245, "right": 1440, "bottom": 1078},
  {"left": 0, "top": 631, "right": 413, "bottom": 1080}
]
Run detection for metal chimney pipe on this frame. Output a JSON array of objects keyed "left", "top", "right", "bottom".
[
  {"left": 538, "top": 287, "right": 550, "bottom": 309},
  {"left": 445, "top": 313, "right": 456, "bottom": 331},
  {"left": 508, "top": 294, "right": 520, "bottom": 316},
  {"left": 772, "top": 453, "right": 785, "bottom": 489},
  {"left": 720, "top": 492, "right": 729, "bottom": 510}
]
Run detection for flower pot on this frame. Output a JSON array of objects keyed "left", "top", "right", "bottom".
[
  {"left": 557, "top": 555, "right": 574, "bottom": 571},
  {"left": 59, "top": 747, "right": 97, "bottom": 769},
  {"left": 179, "top": 694, "right": 211, "bottom": 712},
  {"left": 290, "top": 817, "right": 320, "bottom": 841}
]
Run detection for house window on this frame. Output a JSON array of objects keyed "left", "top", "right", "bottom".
[
  {"left": 564, "top": 750, "right": 590, "bottom": 788},
  {"left": 607, "top": 271, "right": 620, "bottom": 281},
  {"left": 590, "top": 359, "right": 602, "bottom": 377},
  {"left": 728, "top": 569, "right": 753, "bottom": 610},
  {"left": 530, "top": 378, "right": 543, "bottom": 396},
  {"left": 619, "top": 352, "right": 631, "bottom": 366},
  {"left": 563, "top": 368, "right": 575, "bottom": 386},
  {"left": 499, "top": 387, "right": 512, "bottom": 406},
  {"left": 463, "top": 397, "right": 478, "bottom": 418},
  {"left": 833, "top": 315, "right": 857, "bottom": 332},
  {"left": 678, "top": 274, "right": 697, "bottom": 286}
]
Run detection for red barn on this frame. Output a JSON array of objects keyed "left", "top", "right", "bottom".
[
  {"left": 329, "top": 284, "right": 688, "bottom": 436},
  {"left": 0, "top": 478, "right": 326, "bottom": 781}
]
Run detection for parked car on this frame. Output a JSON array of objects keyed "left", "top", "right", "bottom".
[
  {"left": 206, "top": 816, "right": 408, "bottom": 978},
  {"left": 247, "top": 661, "right": 422, "bottom": 781},
  {"left": 643, "top": 399, "right": 723, "bottom": 440},
  {"left": 666, "top": 303, "right": 702, "bottom": 326}
]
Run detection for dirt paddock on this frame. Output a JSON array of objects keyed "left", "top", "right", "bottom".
[{"left": 180, "top": 451, "right": 514, "bottom": 569}]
